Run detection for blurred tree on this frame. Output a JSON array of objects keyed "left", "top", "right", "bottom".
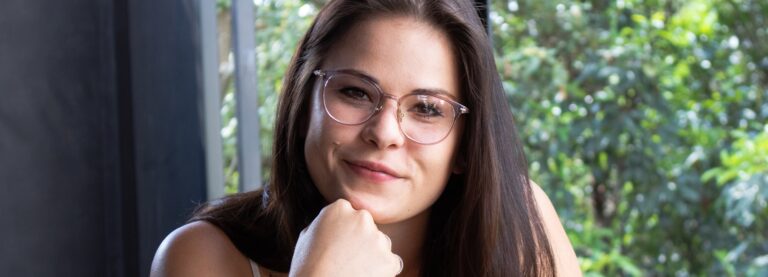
[{"left": 491, "top": 0, "right": 767, "bottom": 275}]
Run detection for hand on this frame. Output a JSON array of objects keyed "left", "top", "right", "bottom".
[{"left": 289, "top": 199, "right": 403, "bottom": 277}]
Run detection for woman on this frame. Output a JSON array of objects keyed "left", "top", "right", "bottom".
[{"left": 151, "top": 0, "right": 580, "bottom": 276}]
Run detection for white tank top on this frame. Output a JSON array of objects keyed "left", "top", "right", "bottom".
[{"left": 249, "top": 259, "right": 261, "bottom": 277}]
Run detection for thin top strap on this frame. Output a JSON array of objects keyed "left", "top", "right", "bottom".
[{"left": 249, "top": 259, "right": 261, "bottom": 277}]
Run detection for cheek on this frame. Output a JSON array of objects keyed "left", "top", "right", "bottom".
[
  {"left": 306, "top": 92, "right": 324, "bottom": 137},
  {"left": 303, "top": 98, "right": 356, "bottom": 183},
  {"left": 426, "top": 151, "right": 455, "bottom": 185},
  {"left": 304, "top": 92, "right": 330, "bottom": 183},
  {"left": 411, "top": 142, "right": 457, "bottom": 188},
  {"left": 306, "top": 101, "right": 341, "bottom": 148},
  {"left": 439, "top": 127, "right": 463, "bottom": 166},
  {"left": 305, "top": 112, "right": 354, "bottom": 148}
]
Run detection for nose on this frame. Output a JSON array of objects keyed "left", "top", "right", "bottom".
[{"left": 361, "top": 98, "right": 406, "bottom": 149}]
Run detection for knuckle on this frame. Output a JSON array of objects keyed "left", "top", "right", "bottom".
[
  {"left": 357, "top": 209, "right": 374, "bottom": 223},
  {"left": 379, "top": 233, "right": 392, "bottom": 248},
  {"left": 334, "top": 198, "right": 352, "bottom": 209},
  {"left": 326, "top": 199, "right": 350, "bottom": 214},
  {"left": 392, "top": 254, "right": 403, "bottom": 274}
]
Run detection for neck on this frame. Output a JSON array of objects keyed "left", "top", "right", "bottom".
[{"left": 377, "top": 209, "right": 430, "bottom": 277}]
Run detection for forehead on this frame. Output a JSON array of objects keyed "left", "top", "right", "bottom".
[{"left": 321, "top": 16, "right": 461, "bottom": 100}]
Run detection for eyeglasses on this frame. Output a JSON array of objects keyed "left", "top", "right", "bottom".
[{"left": 313, "top": 69, "right": 469, "bottom": 145}]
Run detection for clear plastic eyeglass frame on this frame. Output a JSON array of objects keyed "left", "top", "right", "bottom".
[{"left": 313, "top": 69, "right": 469, "bottom": 145}]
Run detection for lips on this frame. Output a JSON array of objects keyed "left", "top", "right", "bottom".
[{"left": 344, "top": 160, "right": 403, "bottom": 182}]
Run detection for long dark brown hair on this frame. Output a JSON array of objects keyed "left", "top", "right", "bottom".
[{"left": 193, "top": 0, "right": 556, "bottom": 275}]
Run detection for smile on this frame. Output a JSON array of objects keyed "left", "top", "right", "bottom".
[{"left": 344, "top": 160, "right": 402, "bottom": 182}]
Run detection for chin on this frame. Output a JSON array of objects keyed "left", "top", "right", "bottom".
[{"left": 343, "top": 192, "right": 403, "bottom": 224}]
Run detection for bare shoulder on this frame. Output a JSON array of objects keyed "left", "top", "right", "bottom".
[
  {"left": 150, "top": 221, "right": 253, "bottom": 277},
  {"left": 530, "top": 180, "right": 583, "bottom": 277}
]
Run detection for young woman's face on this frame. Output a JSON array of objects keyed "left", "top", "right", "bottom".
[{"left": 304, "top": 16, "right": 463, "bottom": 224}]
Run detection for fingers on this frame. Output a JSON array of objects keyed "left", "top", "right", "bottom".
[
  {"left": 322, "top": 198, "right": 353, "bottom": 218},
  {"left": 332, "top": 198, "right": 353, "bottom": 209},
  {"left": 381, "top": 233, "right": 392, "bottom": 250},
  {"left": 393, "top": 253, "right": 403, "bottom": 275},
  {"left": 297, "top": 199, "right": 404, "bottom": 276},
  {"left": 327, "top": 199, "right": 401, "bottom": 274},
  {"left": 321, "top": 198, "right": 353, "bottom": 215},
  {"left": 376, "top": 234, "right": 400, "bottom": 275},
  {"left": 357, "top": 209, "right": 374, "bottom": 225},
  {"left": 326, "top": 199, "right": 376, "bottom": 226}
]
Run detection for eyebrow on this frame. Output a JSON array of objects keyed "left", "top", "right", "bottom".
[
  {"left": 337, "top": 68, "right": 461, "bottom": 101},
  {"left": 411, "top": 88, "right": 460, "bottom": 101}
]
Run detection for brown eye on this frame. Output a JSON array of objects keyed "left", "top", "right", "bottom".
[
  {"left": 338, "top": 87, "right": 373, "bottom": 102},
  {"left": 405, "top": 95, "right": 448, "bottom": 121},
  {"left": 409, "top": 101, "right": 444, "bottom": 118}
]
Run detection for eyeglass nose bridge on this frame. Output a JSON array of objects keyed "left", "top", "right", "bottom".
[{"left": 373, "top": 94, "right": 405, "bottom": 123}]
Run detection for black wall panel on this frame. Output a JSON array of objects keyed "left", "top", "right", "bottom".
[
  {"left": 0, "top": 0, "right": 206, "bottom": 276},
  {"left": 0, "top": 0, "right": 117, "bottom": 275},
  {"left": 127, "top": 0, "right": 207, "bottom": 274}
]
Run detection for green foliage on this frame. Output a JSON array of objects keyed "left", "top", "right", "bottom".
[
  {"left": 216, "top": 0, "right": 229, "bottom": 10},
  {"left": 218, "top": 0, "right": 768, "bottom": 275},
  {"left": 218, "top": 0, "right": 318, "bottom": 192},
  {"left": 703, "top": 126, "right": 768, "bottom": 186},
  {"left": 492, "top": 0, "right": 768, "bottom": 275}
]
